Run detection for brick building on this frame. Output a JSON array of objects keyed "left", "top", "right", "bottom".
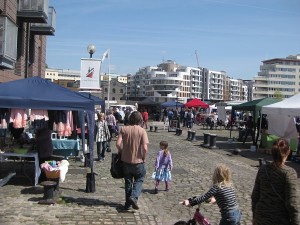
[{"left": 0, "top": 0, "right": 55, "bottom": 83}]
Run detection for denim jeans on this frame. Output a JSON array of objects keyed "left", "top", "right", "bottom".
[
  {"left": 96, "top": 141, "right": 107, "bottom": 159},
  {"left": 220, "top": 208, "right": 241, "bottom": 225},
  {"left": 122, "top": 162, "right": 146, "bottom": 206}
]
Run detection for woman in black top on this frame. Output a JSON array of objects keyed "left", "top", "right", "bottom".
[{"left": 251, "top": 138, "right": 299, "bottom": 225}]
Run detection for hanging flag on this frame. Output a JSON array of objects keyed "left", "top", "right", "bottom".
[
  {"left": 80, "top": 58, "right": 101, "bottom": 89},
  {"left": 101, "top": 49, "right": 109, "bottom": 62}
]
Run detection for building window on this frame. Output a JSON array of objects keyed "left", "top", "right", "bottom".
[
  {"left": 104, "top": 88, "right": 108, "bottom": 92},
  {"left": 112, "top": 97, "right": 115, "bottom": 100},
  {"left": 112, "top": 88, "right": 116, "bottom": 93},
  {"left": 67, "top": 82, "right": 74, "bottom": 87},
  {"left": 0, "top": 17, "right": 18, "bottom": 69},
  {"left": 120, "top": 89, "right": 123, "bottom": 93}
]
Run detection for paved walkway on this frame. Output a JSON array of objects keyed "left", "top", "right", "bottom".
[{"left": 0, "top": 122, "right": 299, "bottom": 225}]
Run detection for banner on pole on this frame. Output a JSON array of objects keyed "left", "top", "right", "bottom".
[{"left": 80, "top": 58, "right": 101, "bottom": 89}]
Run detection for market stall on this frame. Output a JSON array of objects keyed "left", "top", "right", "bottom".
[
  {"left": 261, "top": 93, "right": 300, "bottom": 152},
  {"left": 231, "top": 97, "right": 281, "bottom": 143},
  {"left": 184, "top": 98, "right": 209, "bottom": 108},
  {"left": 0, "top": 77, "right": 100, "bottom": 190}
]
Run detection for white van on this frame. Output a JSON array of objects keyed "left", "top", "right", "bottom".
[{"left": 110, "top": 105, "right": 137, "bottom": 112}]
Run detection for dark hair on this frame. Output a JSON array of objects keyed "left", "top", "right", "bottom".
[
  {"left": 271, "top": 138, "right": 290, "bottom": 167},
  {"left": 128, "top": 111, "right": 143, "bottom": 125},
  {"left": 160, "top": 141, "right": 169, "bottom": 156}
]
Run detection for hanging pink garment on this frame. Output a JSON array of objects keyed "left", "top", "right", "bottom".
[
  {"left": 0, "top": 119, "right": 7, "bottom": 129},
  {"left": 63, "top": 111, "right": 73, "bottom": 137},
  {"left": 30, "top": 109, "right": 49, "bottom": 121},
  {"left": 10, "top": 108, "right": 28, "bottom": 128}
]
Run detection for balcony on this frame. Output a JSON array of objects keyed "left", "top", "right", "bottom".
[
  {"left": 31, "top": 6, "right": 56, "bottom": 35},
  {"left": 17, "top": 0, "right": 49, "bottom": 23},
  {"left": 0, "top": 17, "right": 18, "bottom": 69}
]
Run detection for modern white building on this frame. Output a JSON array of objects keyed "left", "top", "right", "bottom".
[
  {"left": 46, "top": 60, "right": 251, "bottom": 104},
  {"left": 127, "top": 60, "right": 203, "bottom": 103},
  {"left": 45, "top": 68, "right": 80, "bottom": 81},
  {"left": 128, "top": 60, "right": 248, "bottom": 103},
  {"left": 202, "top": 69, "right": 247, "bottom": 102},
  {"left": 253, "top": 54, "right": 300, "bottom": 99},
  {"left": 206, "top": 70, "right": 224, "bottom": 101}
]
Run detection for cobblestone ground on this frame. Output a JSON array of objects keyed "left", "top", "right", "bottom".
[{"left": 0, "top": 121, "right": 299, "bottom": 225}]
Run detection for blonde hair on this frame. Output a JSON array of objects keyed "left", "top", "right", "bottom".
[
  {"left": 160, "top": 141, "right": 169, "bottom": 157},
  {"left": 212, "top": 164, "right": 232, "bottom": 187}
]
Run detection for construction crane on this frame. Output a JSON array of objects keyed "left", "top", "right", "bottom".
[{"left": 195, "top": 50, "right": 200, "bottom": 68}]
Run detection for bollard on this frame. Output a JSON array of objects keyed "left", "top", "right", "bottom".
[
  {"left": 232, "top": 148, "right": 241, "bottom": 155},
  {"left": 178, "top": 129, "right": 183, "bottom": 136},
  {"left": 186, "top": 130, "right": 192, "bottom": 140},
  {"left": 258, "top": 158, "right": 266, "bottom": 167},
  {"left": 190, "top": 131, "right": 196, "bottom": 141},
  {"left": 86, "top": 172, "right": 96, "bottom": 193},
  {"left": 209, "top": 134, "right": 218, "bottom": 149},
  {"left": 39, "top": 181, "right": 57, "bottom": 204},
  {"left": 48, "top": 177, "right": 60, "bottom": 193},
  {"left": 154, "top": 126, "right": 158, "bottom": 132},
  {"left": 201, "top": 133, "right": 210, "bottom": 147},
  {"left": 149, "top": 126, "right": 153, "bottom": 132}
]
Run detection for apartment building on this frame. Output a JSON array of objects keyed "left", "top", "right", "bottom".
[
  {"left": 0, "top": 0, "right": 56, "bottom": 83},
  {"left": 128, "top": 60, "right": 250, "bottom": 103},
  {"left": 46, "top": 60, "right": 249, "bottom": 104},
  {"left": 127, "top": 60, "right": 203, "bottom": 103},
  {"left": 253, "top": 54, "right": 300, "bottom": 99}
]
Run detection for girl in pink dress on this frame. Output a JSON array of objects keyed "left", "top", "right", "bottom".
[{"left": 153, "top": 141, "right": 173, "bottom": 193}]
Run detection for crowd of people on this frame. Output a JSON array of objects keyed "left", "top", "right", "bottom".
[
  {"left": 162, "top": 107, "right": 231, "bottom": 130},
  {"left": 93, "top": 106, "right": 299, "bottom": 224}
]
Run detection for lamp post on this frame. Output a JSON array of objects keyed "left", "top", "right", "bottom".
[
  {"left": 135, "top": 85, "right": 140, "bottom": 100},
  {"left": 87, "top": 44, "right": 96, "bottom": 58}
]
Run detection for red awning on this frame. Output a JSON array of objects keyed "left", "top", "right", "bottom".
[{"left": 184, "top": 98, "right": 209, "bottom": 108}]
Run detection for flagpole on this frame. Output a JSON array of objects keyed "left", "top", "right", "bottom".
[{"left": 107, "top": 48, "right": 111, "bottom": 110}]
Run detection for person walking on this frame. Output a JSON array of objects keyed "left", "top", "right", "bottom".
[
  {"left": 116, "top": 111, "right": 149, "bottom": 210},
  {"left": 181, "top": 164, "right": 241, "bottom": 225},
  {"left": 251, "top": 138, "right": 299, "bottom": 225},
  {"left": 141, "top": 109, "right": 149, "bottom": 129},
  {"left": 242, "top": 116, "right": 255, "bottom": 145},
  {"left": 153, "top": 141, "right": 173, "bottom": 194},
  {"left": 106, "top": 110, "right": 117, "bottom": 137},
  {"left": 106, "top": 110, "right": 116, "bottom": 151},
  {"left": 186, "top": 109, "right": 194, "bottom": 130},
  {"left": 95, "top": 113, "right": 110, "bottom": 161}
]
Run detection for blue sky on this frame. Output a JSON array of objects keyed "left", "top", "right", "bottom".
[{"left": 46, "top": 0, "right": 300, "bottom": 80}]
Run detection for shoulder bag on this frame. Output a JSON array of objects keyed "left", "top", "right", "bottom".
[{"left": 110, "top": 153, "right": 124, "bottom": 179}]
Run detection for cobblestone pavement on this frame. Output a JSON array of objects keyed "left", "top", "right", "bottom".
[{"left": 0, "top": 122, "right": 300, "bottom": 225}]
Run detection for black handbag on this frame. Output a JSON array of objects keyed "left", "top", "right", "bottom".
[{"left": 110, "top": 153, "right": 124, "bottom": 179}]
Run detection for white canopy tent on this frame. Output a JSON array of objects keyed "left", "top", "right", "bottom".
[{"left": 261, "top": 93, "right": 300, "bottom": 139}]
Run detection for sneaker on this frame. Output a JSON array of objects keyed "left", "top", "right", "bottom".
[{"left": 128, "top": 196, "right": 139, "bottom": 210}]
